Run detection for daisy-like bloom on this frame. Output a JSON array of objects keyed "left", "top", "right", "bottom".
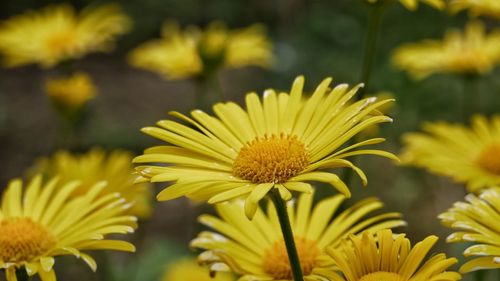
[
  {"left": 33, "top": 148, "right": 152, "bottom": 218},
  {"left": 366, "top": 0, "right": 445, "bottom": 10},
  {"left": 392, "top": 21, "right": 500, "bottom": 80},
  {"left": 134, "top": 76, "right": 397, "bottom": 219},
  {"left": 0, "top": 175, "right": 137, "bottom": 281},
  {"left": 161, "top": 258, "right": 234, "bottom": 281},
  {"left": 191, "top": 191, "right": 406, "bottom": 280},
  {"left": 45, "top": 72, "right": 96, "bottom": 110},
  {"left": 127, "top": 21, "right": 272, "bottom": 80},
  {"left": 438, "top": 187, "right": 500, "bottom": 273},
  {"left": 449, "top": 0, "right": 500, "bottom": 19},
  {"left": 400, "top": 115, "right": 500, "bottom": 193},
  {"left": 327, "top": 229, "right": 461, "bottom": 281},
  {"left": 0, "top": 4, "right": 131, "bottom": 68}
]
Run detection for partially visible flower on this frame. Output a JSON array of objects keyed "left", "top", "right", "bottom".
[
  {"left": 0, "top": 175, "right": 136, "bottom": 281},
  {"left": 191, "top": 191, "right": 405, "bottom": 280},
  {"left": 439, "top": 187, "right": 500, "bottom": 273},
  {"left": 134, "top": 76, "right": 397, "bottom": 219},
  {"left": 392, "top": 21, "right": 500, "bottom": 80},
  {"left": 400, "top": 115, "right": 500, "bottom": 192},
  {"left": 45, "top": 72, "right": 96, "bottom": 109},
  {"left": 449, "top": 0, "right": 500, "bottom": 19},
  {"left": 326, "top": 229, "right": 461, "bottom": 281},
  {"left": 366, "top": 0, "right": 445, "bottom": 10},
  {"left": 161, "top": 258, "right": 234, "bottom": 281},
  {"left": 33, "top": 148, "right": 152, "bottom": 218},
  {"left": 0, "top": 4, "right": 131, "bottom": 68},
  {"left": 128, "top": 21, "right": 272, "bottom": 80}
]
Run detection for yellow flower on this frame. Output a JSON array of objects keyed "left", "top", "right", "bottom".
[
  {"left": 134, "top": 76, "right": 397, "bottom": 218},
  {"left": 0, "top": 4, "right": 131, "bottom": 68},
  {"left": 392, "top": 21, "right": 500, "bottom": 80},
  {"left": 161, "top": 258, "right": 234, "bottom": 281},
  {"left": 366, "top": 0, "right": 445, "bottom": 10},
  {"left": 45, "top": 72, "right": 96, "bottom": 109},
  {"left": 359, "top": 91, "right": 395, "bottom": 138},
  {"left": 0, "top": 175, "right": 136, "bottom": 281},
  {"left": 327, "top": 229, "right": 461, "bottom": 281},
  {"left": 449, "top": 0, "right": 500, "bottom": 19},
  {"left": 400, "top": 115, "right": 500, "bottom": 193},
  {"left": 128, "top": 21, "right": 272, "bottom": 80},
  {"left": 191, "top": 191, "right": 406, "bottom": 280},
  {"left": 33, "top": 148, "right": 152, "bottom": 218},
  {"left": 438, "top": 187, "right": 500, "bottom": 273}
]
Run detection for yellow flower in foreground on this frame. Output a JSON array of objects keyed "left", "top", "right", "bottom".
[
  {"left": 392, "top": 21, "right": 500, "bottom": 80},
  {"left": 366, "top": 0, "right": 445, "bottom": 10},
  {"left": 449, "top": 0, "right": 500, "bottom": 19},
  {"left": 34, "top": 148, "right": 152, "bottom": 218},
  {"left": 191, "top": 191, "right": 406, "bottom": 280},
  {"left": 128, "top": 21, "right": 272, "bottom": 80},
  {"left": 439, "top": 187, "right": 500, "bottom": 273},
  {"left": 401, "top": 115, "right": 500, "bottom": 192},
  {"left": 134, "top": 76, "right": 397, "bottom": 218},
  {"left": 327, "top": 229, "right": 461, "bottom": 281},
  {"left": 0, "top": 4, "right": 131, "bottom": 68},
  {"left": 45, "top": 72, "right": 96, "bottom": 109},
  {"left": 0, "top": 175, "right": 136, "bottom": 281},
  {"left": 161, "top": 258, "right": 234, "bottom": 281}
]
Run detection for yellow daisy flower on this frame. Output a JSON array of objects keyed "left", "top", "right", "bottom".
[
  {"left": 0, "top": 175, "right": 137, "bottom": 281},
  {"left": 326, "top": 229, "right": 461, "bottom": 281},
  {"left": 392, "top": 21, "right": 500, "bottom": 80},
  {"left": 366, "top": 0, "right": 445, "bottom": 10},
  {"left": 128, "top": 21, "right": 272, "bottom": 80},
  {"left": 45, "top": 72, "right": 96, "bottom": 109},
  {"left": 400, "top": 115, "right": 500, "bottom": 193},
  {"left": 33, "top": 148, "right": 152, "bottom": 218},
  {"left": 161, "top": 258, "right": 234, "bottom": 281},
  {"left": 191, "top": 191, "right": 406, "bottom": 280},
  {"left": 134, "top": 76, "right": 397, "bottom": 218},
  {"left": 438, "top": 187, "right": 500, "bottom": 273},
  {"left": 0, "top": 4, "right": 131, "bottom": 68},
  {"left": 449, "top": 0, "right": 500, "bottom": 19}
]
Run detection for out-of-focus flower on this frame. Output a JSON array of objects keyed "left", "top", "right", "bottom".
[
  {"left": 134, "top": 76, "right": 397, "bottom": 219},
  {"left": 326, "top": 229, "right": 461, "bottom": 281},
  {"left": 33, "top": 148, "right": 152, "bottom": 218},
  {"left": 0, "top": 4, "right": 131, "bottom": 68},
  {"left": 161, "top": 258, "right": 234, "bottom": 281},
  {"left": 439, "top": 187, "right": 500, "bottom": 273},
  {"left": 366, "top": 0, "right": 445, "bottom": 10},
  {"left": 191, "top": 191, "right": 405, "bottom": 280},
  {"left": 449, "top": 0, "right": 500, "bottom": 19},
  {"left": 0, "top": 175, "right": 136, "bottom": 281},
  {"left": 392, "top": 21, "right": 500, "bottom": 80},
  {"left": 400, "top": 115, "right": 500, "bottom": 193},
  {"left": 128, "top": 21, "right": 272, "bottom": 80},
  {"left": 45, "top": 72, "right": 96, "bottom": 110}
]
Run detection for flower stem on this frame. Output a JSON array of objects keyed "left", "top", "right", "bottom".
[
  {"left": 461, "top": 74, "right": 478, "bottom": 122},
  {"left": 269, "top": 188, "right": 303, "bottom": 281}
]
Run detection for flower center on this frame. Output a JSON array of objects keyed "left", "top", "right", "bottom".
[
  {"left": 0, "top": 217, "right": 56, "bottom": 262},
  {"left": 233, "top": 134, "right": 309, "bottom": 183},
  {"left": 359, "top": 272, "right": 404, "bottom": 281},
  {"left": 263, "top": 237, "right": 319, "bottom": 279},
  {"left": 476, "top": 143, "right": 500, "bottom": 175},
  {"left": 46, "top": 31, "right": 76, "bottom": 57}
]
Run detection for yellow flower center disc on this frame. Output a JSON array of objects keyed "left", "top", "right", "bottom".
[
  {"left": 359, "top": 271, "right": 404, "bottom": 281},
  {"left": 476, "top": 143, "right": 500, "bottom": 175},
  {"left": 263, "top": 237, "right": 319, "bottom": 279},
  {"left": 0, "top": 217, "right": 56, "bottom": 262},
  {"left": 233, "top": 134, "right": 309, "bottom": 183}
]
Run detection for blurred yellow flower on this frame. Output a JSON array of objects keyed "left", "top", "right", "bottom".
[
  {"left": 366, "top": 0, "right": 445, "bottom": 10},
  {"left": 33, "top": 148, "right": 152, "bottom": 218},
  {"left": 449, "top": 0, "right": 500, "bottom": 19},
  {"left": 400, "top": 115, "right": 500, "bottom": 193},
  {"left": 392, "top": 21, "right": 500, "bottom": 80},
  {"left": 134, "top": 76, "right": 397, "bottom": 219},
  {"left": 327, "top": 229, "right": 461, "bottom": 281},
  {"left": 161, "top": 258, "right": 234, "bottom": 281},
  {"left": 45, "top": 72, "right": 96, "bottom": 109},
  {"left": 0, "top": 4, "right": 131, "bottom": 68},
  {"left": 439, "top": 187, "right": 500, "bottom": 273},
  {"left": 191, "top": 191, "right": 405, "bottom": 280},
  {"left": 0, "top": 175, "right": 136, "bottom": 281},
  {"left": 128, "top": 21, "right": 272, "bottom": 80}
]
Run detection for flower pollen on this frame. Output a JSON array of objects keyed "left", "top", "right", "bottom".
[
  {"left": 476, "top": 143, "right": 500, "bottom": 175},
  {"left": 359, "top": 272, "right": 403, "bottom": 281}
]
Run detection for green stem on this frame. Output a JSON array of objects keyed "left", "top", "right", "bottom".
[
  {"left": 461, "top": 75, "right": 478, "bottom": 122},
  {"left": 269, "top": 189, "right": 303, "bottom": 281},
  {"left": 194, "top": 72, "right": 224, "bottom": 112}
]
